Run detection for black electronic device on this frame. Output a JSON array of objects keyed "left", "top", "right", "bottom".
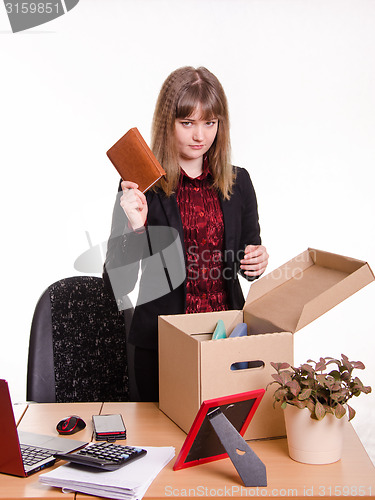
[
  {"left": 56, "top": 415, "right": 86, "bottom": 435},
  {"left": 54, "top": 442, "right": 147, "bottom": 471},
  {"left": 92, "top": 414, "right": 126, "bottom": 441}
]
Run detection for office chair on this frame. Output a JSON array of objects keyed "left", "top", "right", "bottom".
[{"left": 27, "top": 276, "right": 135, "bottom": 403}]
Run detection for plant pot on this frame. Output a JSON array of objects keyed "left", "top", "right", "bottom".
[{"left": 283, "top": 404, "right": 346, "bottom": 464}]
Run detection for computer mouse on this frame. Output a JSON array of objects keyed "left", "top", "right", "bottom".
[{"left": 56, "top": 415, "right": 86, "bottom": 435}]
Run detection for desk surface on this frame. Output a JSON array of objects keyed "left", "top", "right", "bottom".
[{"left": 1, "top": 402, "right": 374, "bottom": 500}]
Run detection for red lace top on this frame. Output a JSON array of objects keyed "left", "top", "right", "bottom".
[{"left": 176, "top": 163, "right": 229, "bottom": 314}]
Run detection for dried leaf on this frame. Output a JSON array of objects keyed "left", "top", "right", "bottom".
[
  {"left": 301, "top": 363, "right": 314, "bottom": 374},
  {"left": 306, "top": 400, "right": 315, "bottom": 412},
  {"left": 353, "top": 376, "right": 364, "bottom": 388},
  {"left": 316, "top": 374, "right": 328, "bottom": 386},
  {"left": 298, "top": 388, "right": 312, "bottom": 400},
  {"left": 280, "top": 371, "right": 292, "bottom": 385},
  {"left": 286, "top": 380, "right": 301, "bottom": 397},
  {"left": 352, "top": 361, "right": 365, "bottom": 370},
  {"left": 274, "top": 388, "right": 288, "bottom": 402},
  {"left": 315, "top": 401, "right": 325, "bottom": 420},
  {"left": 334, "top": 404, "right": 346, "bottom": 419},
  {"left": 315, "top": 359, "right": 327, "bottom": 372},
  {"left": 341, "top": 356, "right": 353, "bottom": 373},
  {"left": 329, "top": 370, "right": 341, "bottom": 380},
  {"left": 347, "top": 404, "right": 356, "bottom": 421},
  {"left": 330, "top": 393, "right": 342, "bottom": 402},
  {"left": 279, "top": 362, "right": 291, "bottom": 370},
  {"left": 271, "top": 361, "right": 290, "bottom": 371},
  {"left": 331, "top": 382, "right": 342, "bottom": 392},
  {"left": 271, "top": 373, "right": 284, "bottom": 385}
]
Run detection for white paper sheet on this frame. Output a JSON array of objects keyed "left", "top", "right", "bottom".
[{"left": 40, "top": 446, "right": 175, "bottom": 500}]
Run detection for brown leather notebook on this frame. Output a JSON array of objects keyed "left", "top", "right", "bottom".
[{"left": 106, "top": 128, "right": 166, "bottom": 193}]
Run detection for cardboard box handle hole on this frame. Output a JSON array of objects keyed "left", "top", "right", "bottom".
[{"left": 230, "top": 360, "right": 265, "bottom": 371}]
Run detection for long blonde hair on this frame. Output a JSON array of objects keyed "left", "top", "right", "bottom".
[{"left": 151, "top": 66, "right": 234, "bottom": 199}]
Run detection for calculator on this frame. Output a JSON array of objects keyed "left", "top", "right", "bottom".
[{"left": 54, "top": 442, "right": 147, "bottom": 471}]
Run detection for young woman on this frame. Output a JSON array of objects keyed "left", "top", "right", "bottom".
[{"left": 104, "top": 66, "right": 268, "bottom": 401}]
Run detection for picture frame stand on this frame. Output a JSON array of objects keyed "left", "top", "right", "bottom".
[{"left": 208, "top": 407, "right": 267, "bottom": 487}]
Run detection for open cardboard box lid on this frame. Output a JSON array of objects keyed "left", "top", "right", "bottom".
[{"left": 244, "top": 248, "right": 374, "bottom": 334}]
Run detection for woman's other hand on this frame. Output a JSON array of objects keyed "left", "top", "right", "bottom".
[
  {"left": 240, "top": 245, "right": 269, "bottom": 278},
  {"left": 120, "top": 181, "right": 148, "bottom": 230}
]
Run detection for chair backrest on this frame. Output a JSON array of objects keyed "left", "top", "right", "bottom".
[{"left": 27, "top": 276, "right": 133, "bottom": 403}]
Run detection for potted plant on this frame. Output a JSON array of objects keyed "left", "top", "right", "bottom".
[{"left": 268, "top": 354, "right": 371, "bottom": 464}]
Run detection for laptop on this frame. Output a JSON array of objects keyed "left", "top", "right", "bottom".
[{"left": 0, "top": 379, "right": 88, "bottom": 477}]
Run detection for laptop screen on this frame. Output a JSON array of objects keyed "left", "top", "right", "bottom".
[{"left": 0, "top": 379, "right": 26, "bottom": 477}]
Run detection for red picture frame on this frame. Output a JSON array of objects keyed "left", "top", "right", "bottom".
[{"left": 173, "top": 389, "right": 265, "bottom": 471}]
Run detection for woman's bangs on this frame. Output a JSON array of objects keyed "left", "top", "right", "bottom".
[{"left": 176, "top": 85, "right": 222, "bottom": 120}]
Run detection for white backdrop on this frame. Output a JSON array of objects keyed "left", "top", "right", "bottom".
[{"left": 1, "top": 0, "right": 374, "bottom": 463}]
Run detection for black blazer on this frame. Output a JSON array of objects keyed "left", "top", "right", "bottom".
[{"left": 103, "top": 166, "right": 261, "bottom": 350}]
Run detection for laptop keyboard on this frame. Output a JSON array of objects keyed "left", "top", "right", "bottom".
[{"left": 20, "top": 444, "right": 57, "bottom": 466}]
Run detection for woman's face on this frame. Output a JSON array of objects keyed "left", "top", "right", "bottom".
[{"left": 174, "top": 106, "right": 218, "bottom": 166}]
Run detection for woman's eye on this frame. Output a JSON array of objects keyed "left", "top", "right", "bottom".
[
  {"left": 181, "top": 121, "right": 192, "bottom": 127},
  {"left": 206, "top": 121, "right": 217, "bottom": 126}
]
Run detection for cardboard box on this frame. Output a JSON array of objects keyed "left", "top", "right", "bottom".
[{"left": 158, "top": 248, "right": 374, "bottom": 440}]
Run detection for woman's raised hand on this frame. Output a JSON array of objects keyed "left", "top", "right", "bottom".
[{"left": 120, "top": 181, "right": 148, "bottom": 230}]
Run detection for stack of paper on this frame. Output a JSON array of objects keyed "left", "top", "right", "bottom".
[{"left": 40, "top": 446, "right": 175, "bottom": 500}]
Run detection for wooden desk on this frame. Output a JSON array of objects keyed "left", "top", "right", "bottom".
[{"left": 1, "top": 402, "right": 374, "bottom": 499}]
